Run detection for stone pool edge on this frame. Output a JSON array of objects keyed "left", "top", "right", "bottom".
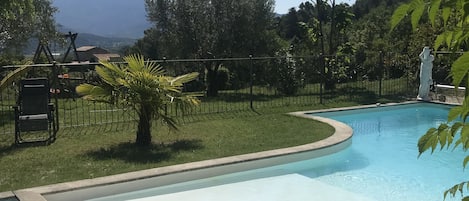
[{"left": 3, "top": 106, "right": 355, "bottom": 201}]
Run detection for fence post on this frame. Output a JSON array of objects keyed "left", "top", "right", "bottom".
[
  {"left": 406, "top": 56, "right": 411, "bottom": 97},
  {"left": 51, "top": 61, "right": 60, "bottom": 131},
  {"left": 249, "top": 55, "right": 254, "bottom": 110},
  {"left": 320, "top": 54, "right": 324, "bottom": 104},
  {"left": 379, "top": 51, "right": 384, "bottom": 98}
]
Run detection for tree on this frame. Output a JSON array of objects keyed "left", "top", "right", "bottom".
[
  {"left": 142, "top": 0, "right": 276, "bottom": 97},
  {"left": 348, "top": 4, "right": 413, "bottom": 80},
  {"left": 268, "top": 48, "right": 305, "bottom": 95},
  {"left": 277, "top": 8, "right": 301, "bottom": 40},
  {"left": 300, "top": 0, "right": 353, "bottom": 89},
  {"left": 76, "top": 54, "right": 200, "bottom": 146},
  {"left": 391, "top": 0, "right": 469, "bottom": 200},
  {"left": 0, "top": 0, "right": 58, "bottom": 56},
  {"left": 353, "top": 0, "right": 408, "bottom": 19}
]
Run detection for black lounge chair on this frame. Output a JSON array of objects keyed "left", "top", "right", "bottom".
[{"left": 13, "top": 78, "right": 57, "bottom": 144}]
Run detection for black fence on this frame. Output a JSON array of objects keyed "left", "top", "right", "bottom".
[{"left": 0, "top": 52, "right": 450, "bottom": 135}]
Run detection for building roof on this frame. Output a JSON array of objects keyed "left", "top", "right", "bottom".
[
  {"left": 76, "top": 46, "right": 98, "bottom": 52},
  {"left": 93, "top": 53, "right": 121, "bottom": 61}
]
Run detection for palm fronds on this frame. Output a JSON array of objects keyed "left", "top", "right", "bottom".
[
  {"left": 75, "top": 54, "right": 200, "bottom": 145},
  {"left": 0, "top": 66, "right": 31, "bottom": 92}
]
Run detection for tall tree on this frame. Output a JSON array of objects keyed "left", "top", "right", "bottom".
[
  {"left": 313, "top": 0, "right": 354, "bottom": 89},
  {"left": 142, "top": 0, "right": 275, "bottom": 96},
  {"left": 353, "top": 0, "right": 408, "bottom": 19},
  {"left": 348, "top": 3, "right": 413, "bottom": 79},
  {"left": 0, "top": 0, "right": 57, "bottom": 55},
  {"left": 277, "top": 8, "right": 301, "bottom": 40}
]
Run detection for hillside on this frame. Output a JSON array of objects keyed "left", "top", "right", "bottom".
[
  {"left": 72, "top": 32, "right": 136, "bottom": 52},
  {"left": 53, "top": 0, "right": 150, "bottom": 39},
  {"left": 24, "top": 28, "right": 136, "bottom": 55}
]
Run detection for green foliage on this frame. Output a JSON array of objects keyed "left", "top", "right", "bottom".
[
  {"left": 392, "top": 0, "right": 469, "bottom": 51},
  {"left": 0, "top": 0, "right": 58, "bottom": 55},
  {"left": 215, "top": 66, "right": 230, "bottom": 91},
  {"left": 353, "top": 0, "right": 409, "bottom": 18},
  {"left": 414, "top": 103, "right": 469, "bottom": 200},
  {"left": 285, "top": 1, "right": 354, "bottom": 90},
  {"left": 451, "top": 53, "right": 469, "bottom": 89},
  {"left": 268, "top": 49, "right": 305, "bottom": 95},
  {"left": 76, "top": 54, "right": 200, "bottom": 146},
  {"left": 391, "top": 0, "right": 469, "bottom": 199},
  {"left": 141, "top": 0, "right": 276, "bottom": 96},
  {"left": 390, "top": 0, "right": 424, "bottom": 31}
]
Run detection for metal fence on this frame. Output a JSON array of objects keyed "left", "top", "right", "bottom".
[{"left": 0, "top": 52, "right": 442, "bottom": 135}]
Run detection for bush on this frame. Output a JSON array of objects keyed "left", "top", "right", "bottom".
[
  {"left": 269, "top": 49, "right": 305, "bottom": 95},
  {"left": 216, "top": 66, "right": 230, "bottom": 90}
]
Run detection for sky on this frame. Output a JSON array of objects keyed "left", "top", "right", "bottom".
[{"left": 275, "top": 0, "right": 356, "bottom": 14}]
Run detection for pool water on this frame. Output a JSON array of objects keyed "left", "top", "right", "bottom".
[
  {"left": 310, "top": 103, "right": 465, "bottom": 201},
  {"left": 90, "top": 103, "right": 466, "bottom": 201}
]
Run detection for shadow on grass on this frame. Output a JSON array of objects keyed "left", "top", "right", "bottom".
[
  {"left": 86, "top": 139, "right": 204, "bottom": 164},
  {"left": 0, "top": 143, "right": 17, "bottom": 157},
  {"left": 0, "top": 138, "right": 51, "bottom": 157},
  {"left": 201, "top": 92, "right": 281, "bottom": 103},
  {"left": 177, "top": 109, "right": 262, "bottom": 124},
  {"left": 321, "top": 87, "right": 377, "bottom": 104},
  {"left": 0, "top": 110, "right": 15, "bottom": 127},
  {"left": 321, "top": 86, "right": 410, "bottom": 105}
]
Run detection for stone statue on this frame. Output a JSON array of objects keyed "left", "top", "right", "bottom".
[{"left": 417, "top": 47, "right": 434, "bottom": 101}]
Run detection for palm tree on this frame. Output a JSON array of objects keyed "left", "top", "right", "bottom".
[{"left": 76, "top": 54, "right": 200, "bottom": 146}]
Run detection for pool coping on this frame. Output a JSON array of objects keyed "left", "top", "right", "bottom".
[{"left": 2, "top": 102, "right": 374, "bottom": 201}]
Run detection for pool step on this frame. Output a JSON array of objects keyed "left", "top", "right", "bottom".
[{"left": 128, "top": 174, "right": 377, "bottom": 201}]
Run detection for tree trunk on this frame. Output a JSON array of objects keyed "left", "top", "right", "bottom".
[
  {"left": 326, "top": 0, "right": 337, "bottom": 91},
  {"left": 136, "top": 105, "right": 152, "bottom": 146},
  {"left": 329, "top": 0, "right": 336, "bottom": 56},
  {"left": 317, "top": 0, "right": 332, "bottom": 90},
  {"left": 205, "top": 63, "right": 219, "bottom": 97}
]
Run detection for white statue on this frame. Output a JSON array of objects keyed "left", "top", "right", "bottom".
[{"left": 417, "top": 47, "right": 434, "bottom": 101}]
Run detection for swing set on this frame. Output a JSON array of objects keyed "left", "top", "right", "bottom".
[{"left": 13, "top": 32, "right": 89, "bottom": 145}]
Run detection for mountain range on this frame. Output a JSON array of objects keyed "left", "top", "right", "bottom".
[{"left": 53, "top": 0, "right": 151, "bottom": 39}]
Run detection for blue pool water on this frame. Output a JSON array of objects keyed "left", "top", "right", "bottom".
[{"left": 90, "top": 103, "right": 467, "bottom": 201}]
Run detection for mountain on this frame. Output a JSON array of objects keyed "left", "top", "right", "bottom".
[
  {"left": 71, "top": 32, "right": 136, "bottom": 52},
  {"left": 23, "top": 25, "right": 136, "bottom": 55},
  {"left": 53, "top": 0, "right": 151, "bottom": 39}
]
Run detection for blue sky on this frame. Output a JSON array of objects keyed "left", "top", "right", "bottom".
[{"left": 275, "top": 0, "right": 356, "bottom": 14}]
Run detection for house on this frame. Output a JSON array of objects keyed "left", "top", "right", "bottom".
[{"left": 75, "top": 46, "right": 121, "bottom": 62}]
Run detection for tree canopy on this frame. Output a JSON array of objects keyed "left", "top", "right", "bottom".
[
  {"left": 137, "top": 0, "right": 277, "bottom": 96},
  {"left": 142, "top": 0, "right": 275, "bottom": 59},
  {"left": 0, "top": 0, "right": 57, "bottom": 55}
]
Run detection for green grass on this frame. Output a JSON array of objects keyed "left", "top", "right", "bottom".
[{"left": 0, "top": 104, "right": 351, "bottom": 192}]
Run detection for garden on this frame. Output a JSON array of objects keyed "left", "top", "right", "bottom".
[{"left": 0, "top": 54, "right": 414, "bottom": 192}]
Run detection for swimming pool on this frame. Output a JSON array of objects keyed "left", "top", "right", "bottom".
[{"left": 68, "top": 102, "right": 465, "bottom": 201}]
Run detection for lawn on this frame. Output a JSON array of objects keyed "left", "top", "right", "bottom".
[{"left": 0, "top": 104, "right": 352, "bottom": 192}]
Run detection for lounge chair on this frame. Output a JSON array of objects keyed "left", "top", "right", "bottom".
[{"left": 13, "top": 78, "right": 57, "bottom": 144}]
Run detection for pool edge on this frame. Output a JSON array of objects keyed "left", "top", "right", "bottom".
[{"left": 5, "top": 104, "right": 355, "bottom": 201}]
